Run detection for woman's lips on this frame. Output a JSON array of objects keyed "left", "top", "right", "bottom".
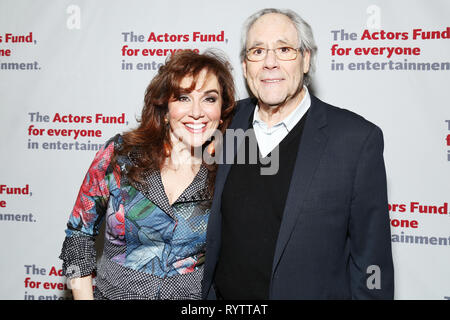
[{"left": 184, "top": 122, "right": 207, "bottom": 133}]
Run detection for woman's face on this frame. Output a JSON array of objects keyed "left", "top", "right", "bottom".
[{"left": 167, "top": 68, "right": 222, "bottom": 150}]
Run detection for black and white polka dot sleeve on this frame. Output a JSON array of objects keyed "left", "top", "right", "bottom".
[{"left": 59, "top": 235, "right": 97, "bottom": 279}]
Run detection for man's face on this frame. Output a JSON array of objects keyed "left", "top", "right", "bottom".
[{"left": 242, "top": 13, "right": 310, "bottom": 109}]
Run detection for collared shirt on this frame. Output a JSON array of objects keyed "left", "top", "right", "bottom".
[
  {"left": 59, "top": 134, "right": 211, "bottom": 300},
  {"left": 252, "top": 86, "right": 311, "bottom": 157}
]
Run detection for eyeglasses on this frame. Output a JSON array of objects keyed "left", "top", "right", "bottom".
[{"left": 246, "top": 46, "right": 302, "bottom": 62}]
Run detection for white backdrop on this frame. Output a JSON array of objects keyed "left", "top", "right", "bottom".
[{"left": 0, "top": 0, "right": 449, "bottom": 300}]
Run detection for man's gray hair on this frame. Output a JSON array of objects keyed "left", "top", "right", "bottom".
[{"left": 240, "top": 8, "right": 318, "bottom": 85}]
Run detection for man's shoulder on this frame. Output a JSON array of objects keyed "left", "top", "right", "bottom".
[
  {"left": 235, "top": 97, "right": 256, "bottom": 114},
  {"left": 227, "top": 98, "right": 257, "bottom": 129},
  {"left": 232, "top": 95, "right": 383, "bottom": 135},
  {"left": 312, "top": 95, "right": 381, "bottom": 134}
]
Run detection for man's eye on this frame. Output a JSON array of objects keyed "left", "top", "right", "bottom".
[
  {"left": 279, "top": 47, "right": 291, "bottom": 53},
  {"left": 253, "top": 48, "right": 265, "bottom": 55}
]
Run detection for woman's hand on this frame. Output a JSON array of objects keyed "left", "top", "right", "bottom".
[{"left": 70, "top": 275, "right": 94, "bottom": 300}]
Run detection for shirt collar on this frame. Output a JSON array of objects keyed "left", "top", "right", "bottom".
[
  {"left": 252, "top": 86, "right": 311, "bottom": 132},
  {"left": 126, "top": 148, "right": 211, "bottom": 219}
]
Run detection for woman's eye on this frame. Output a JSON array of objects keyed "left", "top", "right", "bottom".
[
  {"left": 178, "top": 95, "right": 190, "bottom": 102},
  {"left": 204, "top": 96, "right": 217, "bottom": 103}
]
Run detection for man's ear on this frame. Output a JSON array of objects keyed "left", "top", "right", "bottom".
[
  {"left": 302, "top": 50, "right": 311, "bottom": 74},
  {"left": 242, "top": 60, "right": 247, "bottom": 79}
]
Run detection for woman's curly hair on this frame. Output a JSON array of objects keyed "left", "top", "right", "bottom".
[{"left": 113, "top": 50, "right": 236, "bottom": 194}]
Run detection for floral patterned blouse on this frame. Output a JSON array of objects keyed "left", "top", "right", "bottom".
[{"left": 59, "top": 134, "right": 212, "bottom": 299}]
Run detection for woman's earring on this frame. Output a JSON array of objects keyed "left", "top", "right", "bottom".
[
  {"left": 207, "top": 141, "right": 215, "bottom": 156},
  {"left": 163, "top": 141, "right": 171, "bottom": 157},
  {"left": 164, "top": 117, "right": 169, "bottom": 126}
]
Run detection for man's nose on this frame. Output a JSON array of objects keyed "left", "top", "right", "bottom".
[{"left": 263, "top": 49, "right": 279, "bottom": 69}]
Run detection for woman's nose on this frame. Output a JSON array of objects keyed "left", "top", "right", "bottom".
[{"left": 190, "top": 99, "right": 204, "bottom": 119}]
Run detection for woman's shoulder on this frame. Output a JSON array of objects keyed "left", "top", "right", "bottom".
[
  {"left": 103, "top": 133, "right": 124, "bottom": 151},
  {"left": 89, "top": 134, "right": 128, "bottom": 176}
]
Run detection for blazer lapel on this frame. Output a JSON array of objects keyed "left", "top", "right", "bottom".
[{"left": 271, "top": 96, "right": 329, "bottom": 277}]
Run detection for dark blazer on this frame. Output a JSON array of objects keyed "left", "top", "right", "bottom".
[{"left": 202, "top": 95, "right": 394, "bottom": 299}]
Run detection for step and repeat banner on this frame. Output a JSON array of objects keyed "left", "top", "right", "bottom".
[{"left": 0, "top": 0, "right": 449, "bottom": 300}]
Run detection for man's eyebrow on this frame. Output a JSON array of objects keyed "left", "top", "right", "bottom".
[
  {"left": 248, "top": 39, "right": 296, "bottom": 48},
  {"left": 248, "top": 41, "right": 265, "bottom": 48},
  {"left": 276, "top": 39, "right": 292, "bottom": 45}
]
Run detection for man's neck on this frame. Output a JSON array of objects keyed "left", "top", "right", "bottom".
[{"left": 257, "top": 87, "right": 306, "bottom": 128}]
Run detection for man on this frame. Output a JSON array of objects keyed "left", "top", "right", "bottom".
[{"left": 202, "top": 8, "right": 394, "bottom": 299}]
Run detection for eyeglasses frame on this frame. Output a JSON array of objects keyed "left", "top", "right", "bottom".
[{"left": 245, "top": 46, "right": 303, "bottom": 62}]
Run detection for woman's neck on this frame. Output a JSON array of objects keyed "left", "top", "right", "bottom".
[{"left": 165, "top": 142, "right": 202, "bottom": 172}]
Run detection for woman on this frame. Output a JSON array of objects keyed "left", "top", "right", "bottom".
[{"left": 59, "top": 50, "right": 235, "bottom": 300}]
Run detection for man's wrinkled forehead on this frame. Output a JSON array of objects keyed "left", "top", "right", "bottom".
[{"left": 246, "top": 13, "right": 299, "bottom": 48}]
